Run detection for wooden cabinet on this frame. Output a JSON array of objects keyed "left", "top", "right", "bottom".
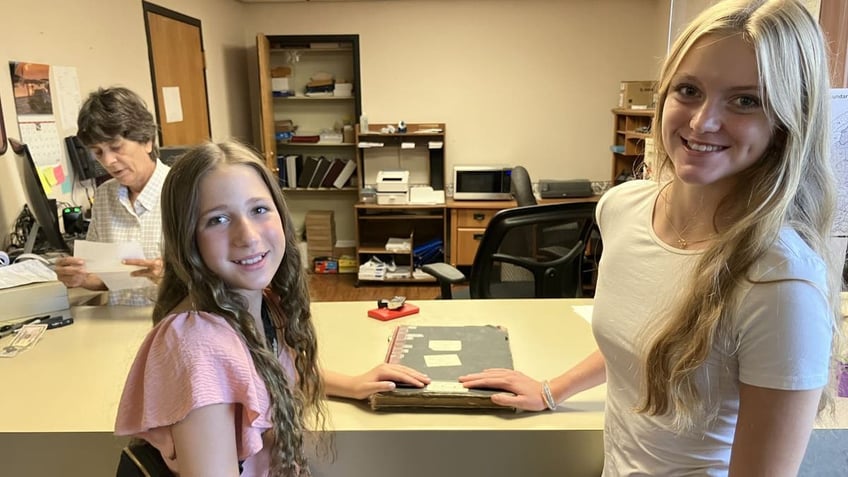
[
  {"left": 447, "top": 197, "right": 600, "bottom": 267},
  {"left": 354, "top": 204, "right": 445, "bottom": 283},
  {"left": 256, "top": 34, "right": 361, "bottom": 189},
  {"left": 450, "top": 204, "right": 504, "bottom": 266},
  {"left": 354, "top": 122, "right": 446, "bottom": 192},
  {"left": 611, "top": 108, "right": 654, "bottom": 184},
  {"left": 353, "top": 123, "right": 447, "bottom": 283}
]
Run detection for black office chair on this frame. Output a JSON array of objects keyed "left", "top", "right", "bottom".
[
  {"left": 422, "top": 201, "right": 597, "bottom": 299},
  {"left": 510, "top": 165, "right": 537, "bottom": 207}
]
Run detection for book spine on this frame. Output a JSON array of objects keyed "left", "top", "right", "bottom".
[{"left": 384, "top": 325, "right": 407, "bottom": 364}]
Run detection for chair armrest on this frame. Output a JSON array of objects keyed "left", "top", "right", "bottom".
[{"left": 421, "top": 262, "right": 466, "bottom": 283}]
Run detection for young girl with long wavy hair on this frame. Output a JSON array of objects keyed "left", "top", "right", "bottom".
[{"left": 115, "top": 141, "right": 428, "bottom": 476}]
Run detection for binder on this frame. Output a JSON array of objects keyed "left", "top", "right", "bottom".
[
  {"left": 332, "top": 160, "right": 357, "bottom": 189},
  {"left": 309, "top": 157, "right": 331, "bottom": 188},
  {"left": 369, "top": 325, "right": 515, "bottom": 411},
  {"left": 320, "top": 158, "right": 346, "bottom": 188},
  {"left": 298, "top": 156, "right": 320, "bottom": 188},
  {"left": 276, "top": 155, "right": 287, "bottom": 187},
  {"left": 285, "top": 155, "right": 302, "bottom": 189}
]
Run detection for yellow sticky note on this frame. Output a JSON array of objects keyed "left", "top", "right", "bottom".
[
  {"left": 40, "top": 167, "right": 58, "bottom": 186},
  {"left": 38, "top": 168, "right": 53, "bottom": 193}
]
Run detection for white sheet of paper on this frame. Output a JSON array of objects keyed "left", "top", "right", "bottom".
[
  {"left": 426, "top": 381, "right": 468, "bottom": 393},
  {"left": 73, "top": 240, "right": 149, "bottom": 290},
  {"left": 429, "top": 340, "right": 462, "bottom": 352},
  {"left": 162, "top": 86, "right": 183, "bottom": 123},
  {"left": 424, "top": 354, "right": 462, "bottom": 368},
  {"left": 0, "top": 260, "right": 58, "bottom": 289},
  {"left": 52, "top": 65, "right": 82, "bottom": 131},
  {"left": 572, "top": 305, "right": 594, "bottom": 324},
  {"left": 830, "top": 88, "right": 848, "bottom": 235}
]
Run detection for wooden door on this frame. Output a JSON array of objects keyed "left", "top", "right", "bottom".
[
  {"left": 143, "top": 2, "right": 211, "bottom": 146},
  {"left": 256, "top": 34, "right": 275, "bottom": 169},
  {"left": 820, "top": 0, "right": 848, "bottom": 87}
]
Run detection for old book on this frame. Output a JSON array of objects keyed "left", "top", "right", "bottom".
[
  {"left": 297, "top": 156, "right": 320, "bottom": 188},
  {"left": 369, "top": 325, "right": 514, "bottom": 411},
  {"left": 284, "top": 154, "right": 302, "bottom": 189},
  {"left": 309, "top": 157, "right": 331, "bottom": 188},
  {"left": 320, "top": 158, "right": 346, "bottom": 188},
  {"left": 332, "top": 159, "right": 356, "bottom": 189}
]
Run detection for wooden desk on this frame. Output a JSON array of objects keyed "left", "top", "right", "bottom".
[
  {"left": 446, "top": 196, "right": 600, "bottom": 266},
  {"left": 1, "top": 299, "right": 844, "bottom": 477}
]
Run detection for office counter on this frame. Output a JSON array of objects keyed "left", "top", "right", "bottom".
[{"left": 0, "top": 299, "right": 844, "bottom": 476}]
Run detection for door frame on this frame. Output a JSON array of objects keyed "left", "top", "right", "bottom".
[{"left": 142, "top": 1, "right": 212, "bottom": 144}]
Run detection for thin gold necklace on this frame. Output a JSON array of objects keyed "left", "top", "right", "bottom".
[{"left": 662, "top": 185, "right": 715, "bottom": 249}]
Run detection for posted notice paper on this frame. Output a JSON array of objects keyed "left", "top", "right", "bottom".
[{"left": 73, "top": 240, "right": 149, "bottom": 291}]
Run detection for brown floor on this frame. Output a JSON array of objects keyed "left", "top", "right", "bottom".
[{"left": 308, "top": 273, "right": 443, "bottom": 302}]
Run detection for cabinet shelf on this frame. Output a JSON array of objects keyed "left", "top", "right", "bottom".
[
  {"left": 278, "top": 142, "right": 356, "bottom": 148},
  {"left": 274, "top": 96, "right": 355, "bottom": 101},
  {"left": 270, "top": 47, "right": 353, "bottom": 54},
  {"left": 358, "top": 246, "right": 412, "bottom": 254},
  {"left": 611, "top": 108, "right": 655, "bottom": 183},
  {"left": 257, "top": 32, "right": 361, "bottom": 178},
  {"left": 358, "top": 214, "right": 443, "bottom": 220},
  {"left": 282, "top": 187, "right": 357, "bottom": 192}
]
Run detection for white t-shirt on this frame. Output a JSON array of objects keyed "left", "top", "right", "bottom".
[{"left": 592, "top": 180, "right": 832, "bottom": 476}]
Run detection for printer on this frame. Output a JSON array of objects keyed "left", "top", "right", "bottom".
[
  {"left": 1, "top": 280, "right": 71, "bottom": 322},
  {"left": 376, "top": 170, "right": 410, "bottom": 205},
  {"left": 539, "top": 179, "right": 594, "bottom": 199}
]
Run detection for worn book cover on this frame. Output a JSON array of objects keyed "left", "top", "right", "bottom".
[{"left": 369, "top": 325, "right": 514, "bottom": 411}]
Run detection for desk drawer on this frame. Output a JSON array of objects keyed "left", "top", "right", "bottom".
[
  {"left": 457, "top": 209, "right": 498, "bottom": 228},
  {"left": 455, "top": 228, "right": 486, "bottom": 265}
]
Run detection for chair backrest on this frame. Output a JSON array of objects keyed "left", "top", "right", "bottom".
[
  {"left": 469, "top": 201, "right": 597, "bottom": 299},
  {"left": 510, "top": 165, "right": 537, "bottom": 207}
]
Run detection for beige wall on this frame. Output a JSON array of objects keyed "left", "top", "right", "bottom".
[
  {"left": 245, "top": 0, "right": 669, "bottom": 186},
  {"left": 0, "top": 0, "right": 669, "bottom": 248},
  {"left": 0, "top": 0, "right": 249, "bottom": 249}
]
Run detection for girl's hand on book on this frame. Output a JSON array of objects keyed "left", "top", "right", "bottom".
[
  {"left": 459, "top": 368, "right": 547, "bottom": 411},
  {"left": 344, "top": 363, "right": 431, "bottom": 400}
]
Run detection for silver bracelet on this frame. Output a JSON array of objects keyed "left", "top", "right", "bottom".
[{"left": 541, "top": 380, "right": 557, "bottom": 411}]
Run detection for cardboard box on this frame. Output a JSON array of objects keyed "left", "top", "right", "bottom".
[
  {"left": 338, "top": 255, "right": 357, "bottom": 274},
  {"left": 334, "top": 243, "right": 355, "bottom": 259},
  {"left": 305, "top": 210, "right": 336, "bottom": 252},
  {"left": 618, "top": 81, "right": 656, "bottom": 109}
]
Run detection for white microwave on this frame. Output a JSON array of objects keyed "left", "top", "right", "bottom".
[{"left": 453, "top": 166, "right": 513, "bottom": 200}]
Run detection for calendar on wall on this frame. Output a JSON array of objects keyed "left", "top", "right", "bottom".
[{"left": 19, "top": 119, "right": 61, "bottom": 167}]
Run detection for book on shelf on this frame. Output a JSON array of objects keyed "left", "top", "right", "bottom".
[
  {"left": 309, "top": 157, "right": 332, "bottom": 188},
  {"left": 369, "top": 325, "right": 515, "bottom": 411},
  {"left": 320, "top": 158, "right": 347, "bottom": 188},
  {"left": 332, "top": 160, "right": 357, "bottom": 189},
  {"left": 284, "top": 154, "right": 303, "bottom": 189},
  {"left": 298, "top": 156, "right": 320, "bottom": 188},
  {"left": 276, "top": 155, "right": 288, "bottom": 188},
  {"left": 291, "top": 134, "right": 321, "bottom": 144}
]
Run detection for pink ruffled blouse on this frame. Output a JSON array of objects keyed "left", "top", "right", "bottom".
[{"left": 115, "top": 310, "right": 296, "bottom": 477}]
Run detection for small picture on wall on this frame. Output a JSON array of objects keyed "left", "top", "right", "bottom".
[{"left": 9, "top": 61, "right": 53, "bottom": 116}]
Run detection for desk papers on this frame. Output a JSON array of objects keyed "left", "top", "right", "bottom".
[
  {"left": 369, "top": 325, "right": 514, "bottom": 411},
  {"left": 0, "top": 260, "right": 57, "bottom": 289}
]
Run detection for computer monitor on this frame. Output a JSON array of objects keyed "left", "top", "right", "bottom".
[
  {"left": 10, "top": 138, "right": 70, "bottom": 254},
  {"left": 159, "top": 145, "right": 192, "bottom": 166}
]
